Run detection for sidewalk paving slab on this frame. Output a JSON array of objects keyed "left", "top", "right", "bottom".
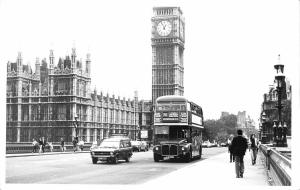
[{"left": 143, "top": 150, "right": 270, "bottom": 188}]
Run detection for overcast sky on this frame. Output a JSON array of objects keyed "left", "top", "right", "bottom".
[{"left": 0, "top": 0, "right": 298, "bottom": 123}]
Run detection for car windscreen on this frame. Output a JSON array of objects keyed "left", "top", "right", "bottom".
[{"left": 99, "top": 141, "right": 120, "bottom": 148}]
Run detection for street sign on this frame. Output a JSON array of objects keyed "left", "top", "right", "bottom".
[{"left": 141, "top": 130, "right": 148, "bottom": 138}]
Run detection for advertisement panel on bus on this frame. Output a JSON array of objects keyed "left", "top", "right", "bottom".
[{"left": 190, "top": 113, "right": 203, "bottom": 127}]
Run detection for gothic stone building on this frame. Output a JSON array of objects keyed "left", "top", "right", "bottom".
[{"left": 6, "top": 49, "right": 140, "bottom": 143}]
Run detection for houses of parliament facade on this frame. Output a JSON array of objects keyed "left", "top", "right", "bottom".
[{"left": 6, "top": 49, "right": 152, "bottom": 143}]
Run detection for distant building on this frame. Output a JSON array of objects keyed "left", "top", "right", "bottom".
[
  {"left": 237, "top": 111, "right": 246, "bottom": 129},
  {"left": 237, "top": 111, "right": 256, "bottom": 137},
  {"left": 6, "top": 49, "right": 140, "bottom": 143},
  {"left": 138, "top": 100, "right": 153, "bottom": 141},
  {"left": 220, "top": 112, "right": 230, "bottom": 119}
]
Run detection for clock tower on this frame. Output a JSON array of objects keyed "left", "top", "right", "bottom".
[{"left": 151, "top": 7, "right": 185, "bottom": 103}]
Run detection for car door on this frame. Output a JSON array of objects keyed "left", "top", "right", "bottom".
[
  {"left": 125, "top": 140, "right": 132, "bottom": 157},
  {"left": 119, "top": 141, "right": 125, "bottom": 160}
]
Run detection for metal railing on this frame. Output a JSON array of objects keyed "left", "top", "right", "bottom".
[
  {"left": 6, "top": 143, "right": 92, "bottom": 154},
  {"left": 259, "top": 144, "right": 291, "bottom": 186}
]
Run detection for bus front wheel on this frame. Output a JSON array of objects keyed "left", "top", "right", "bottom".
[
  {"left": 154, "top": 153, "right": 161, "bottom": 162},
  {"left": 185, "top": 152, "right": 192, "bottom": 163},
  {"left": 198, "top": 147, "right": 202, "bottom": 159}
]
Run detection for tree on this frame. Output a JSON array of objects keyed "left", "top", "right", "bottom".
[{"left": 204, "top": 114, "right": 237, "bottom": 142}]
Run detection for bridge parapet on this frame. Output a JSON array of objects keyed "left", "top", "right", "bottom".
[
  {"left": 6, "top": 143, "right": 92, "bottom": 154},
  {"left": 259, "top": 144, "right": 291, "bottom": 186}
]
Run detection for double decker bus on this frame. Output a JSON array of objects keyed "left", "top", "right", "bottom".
[{"left": 153, "top": 95, "right": 204, "bottom": 162}]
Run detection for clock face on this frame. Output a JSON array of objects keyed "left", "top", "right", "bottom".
[
  {"left": 179, "top": 22, "right": 184, "bottom": 38},
  {"left": 157, "top": 20, "right": 172, "bottom": 36}
]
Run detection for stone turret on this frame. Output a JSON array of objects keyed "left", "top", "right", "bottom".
[
  {"left": 35, "top": 57, "right": 40, "bottom": 77},
  {"left": 71, "top": 47, "right": 76, "bottom": 70},
  {"left": 17, "top": 52, "right": 22, "bottom": 74},
  {"left": 86, "top": 53, "right": 91, "bottom": 77},
  {"left": 49, "top": 49, "right": 54, "bottom": 74}
]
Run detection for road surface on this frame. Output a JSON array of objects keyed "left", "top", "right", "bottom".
[{"left": 6, "top": 147, "right": 227, "bottom": 184}]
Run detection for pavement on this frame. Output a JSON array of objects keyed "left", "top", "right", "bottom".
[{"left": 143, "top": 149, "right": 270, "bottom": 188}]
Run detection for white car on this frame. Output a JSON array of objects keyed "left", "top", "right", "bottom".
[
  {"left": 131, "top": 141, "right": 142, "bottom": 152},
  {"left": 140, "top": 141, "right": 149, "bottom": 151},
  {"left": 202, "top": 141, "right": 212, "bottom": 148}
]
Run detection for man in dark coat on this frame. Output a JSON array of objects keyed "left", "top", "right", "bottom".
[
  {"left": 231, "top": 129, "right": 248, "bottom": 178},
  {"left": 41, "top": 136, "right": 47, "bottom": 153},
  {"left": 73, "top": 137, "right": 78, "bottom": 152}
]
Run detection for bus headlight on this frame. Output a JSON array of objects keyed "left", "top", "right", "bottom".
[
  {"left": 181, "top": 147, "right": 185, "bottom": 151},
  {"left": 155, "top": 147, "right": 159, "bottom": 151}
]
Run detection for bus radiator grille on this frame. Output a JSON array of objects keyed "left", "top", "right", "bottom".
[
  {"left": 170, "top": 145, "right": 178, "bottom": 155},
  {"left": 162, "top": 145, "right": 169, "bottom": 155},
  {"left": 161, "top": 145, "right": 178, "bottom": 156}
]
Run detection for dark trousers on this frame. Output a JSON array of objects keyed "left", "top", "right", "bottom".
[
  {"left": 234, "top": 155, "right": 244, "bottom": 177},
  {"left": 32, "top": 145, "right": 38, "bottom": 153},
  {"left": 230, "top": 152, "right": 235, "bottom": 162},
  {"left": 250, "top": 148, "right": 258, "bottom": 164}
]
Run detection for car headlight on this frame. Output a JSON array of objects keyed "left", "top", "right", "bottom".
[
  {"left": 181, "top": 147, "right": 185, "bottom": 151},
  {"left": 91, "top": 151, "right": 95, "bottom": 155},
  {"left": 110, "top": 152, "right": 114, "bottom": 156}
]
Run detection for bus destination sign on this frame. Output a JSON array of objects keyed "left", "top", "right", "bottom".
[{"left": 154, "top": 112, "right": 187, "bottom": 123}]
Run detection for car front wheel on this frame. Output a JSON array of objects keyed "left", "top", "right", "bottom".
[
  {"left": 125, "top": 156, "right": 130, "bottom": 162},
  {"left": 92, "top": 157, "right": 98, "bottom": 164},
  {"left": 113, "top": 157, "right": 119, "bottom": 164}
]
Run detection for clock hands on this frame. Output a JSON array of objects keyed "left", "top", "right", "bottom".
[{"left": 162, "top": 21, "right": 166, "bottom": 30}]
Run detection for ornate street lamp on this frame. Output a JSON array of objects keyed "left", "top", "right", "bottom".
[
  {"left": 283, "top": 122, "right": 288, "bottom": 146},
  {"left": 273, "top": 121, "right": 277, "bottom": 145},
  {"left": 73, "top": 114, "right": 79, "bottom": 138},
  {"left": 274, "top": 54, "right": 286, "bottom": 147},
  {"left": 258, "top": 122, "right": 262, "bottom": 141},
  {"left": 261, "top": 111, "right": 267, "bottom": 144}
]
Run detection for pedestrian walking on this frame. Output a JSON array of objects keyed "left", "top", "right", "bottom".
[
  {"left": 78, "top": 138, "right": 84, "bottom": 151},
  {"left": 60, "top": 137, "right": 65, "bottom": 152},
  {"left": 231, "top": 129, "right": 248, "bottom": 178},
  {"left": 249, "top": 134, "right": 259, "bottom": 165},
  {"left": 227, "top": 135, "right": 234, "bottom": 162},
  {"left": 41, "top": 136, "right": 47, "bottom": 153},
  {"left": 32, "top": 138, "right": 38, "bottom": 153},
  {"left": 72, "top": 137, "right": 78, "bottom": 152},
  {"left": 38, "top": 137, "right": 43, "bottom": 153},
  {"left": 48, "top": 142, "right": 53, "bottom": 152}
]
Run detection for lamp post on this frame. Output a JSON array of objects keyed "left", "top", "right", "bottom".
[
  {"left": 73, "top": 114, "right": 79, "bottom": 138},
  {"left": 261, "top": 111, "right": 267, "bottom": 144},
  {"left": 274, "top": 54, "right": 286, "bottom": 147},
  {"left": 283, "top": 122, "right": 287, "bottom": 146},
  {"left": 258, "top": 122, "right": 262, "bottom": 141},
  {"left": 273, "top": 121, "right": 277, "bottom": 145}
]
